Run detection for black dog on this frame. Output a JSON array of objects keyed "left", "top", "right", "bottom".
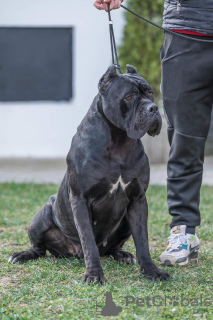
[{"left": 9, "top": 65, "right": 170, "bottom": 283}]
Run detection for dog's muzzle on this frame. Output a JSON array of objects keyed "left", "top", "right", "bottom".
[{"left": 135, "top": 102, "right": 161, "bottom": 133}]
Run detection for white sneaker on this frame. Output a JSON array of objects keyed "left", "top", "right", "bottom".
[{"left": 159, "top": 225, "right": 200, "bottom": 266}]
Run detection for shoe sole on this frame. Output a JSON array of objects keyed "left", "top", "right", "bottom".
[{"left": 160, "top": 246, "right": 200, "bottom": 266}]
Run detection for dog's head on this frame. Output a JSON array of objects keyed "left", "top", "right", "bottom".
[{"left": 98, "top": 64, "right": 162, "bottom": 139}]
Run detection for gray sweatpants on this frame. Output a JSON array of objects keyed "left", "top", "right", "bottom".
[{"left": 161, "top": 33, "right": 213, "bottom": 234}]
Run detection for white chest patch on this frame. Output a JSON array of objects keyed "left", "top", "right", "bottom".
[{"left": 109, "top": 175, "right": 131, "bottom": 194}]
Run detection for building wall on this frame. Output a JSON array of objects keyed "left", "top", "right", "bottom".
[{"left": 0, "top": 0, "right": 125, "bottom": 158}]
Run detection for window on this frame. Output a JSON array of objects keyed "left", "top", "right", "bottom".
[{"left": 0, "top": 27, "right": 73, "bottom": 101}]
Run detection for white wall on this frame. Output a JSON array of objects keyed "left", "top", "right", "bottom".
[{"left": 0, "top": 0, "right": 125, "bottom": 157}]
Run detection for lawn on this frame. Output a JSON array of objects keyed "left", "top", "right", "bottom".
[{"left": 0, "top": 183, "right": 213, "bottom": 320}]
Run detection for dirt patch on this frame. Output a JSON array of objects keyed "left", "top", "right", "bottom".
[
  {"left": 201, "top": 240, "right": 213, "bottom": 244},
  {"left": 0, "top": 276, "right": 20, "bottom": 288},
  {"left": 0, "top": 269, "right": 30, "bottom": 290}
]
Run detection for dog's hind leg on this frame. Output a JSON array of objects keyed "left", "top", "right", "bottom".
[
  {"left": 100, "top": 215, "right": 136, "bottom": 265},
  {"left": 8, "top": 196, "right": 56, "bottom": 264}
]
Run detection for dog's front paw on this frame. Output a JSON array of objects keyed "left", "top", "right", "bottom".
[
  {"left": 142, "top": 263, "right": 170, "bottom": 281},
  {"left": 8, "top": 249, "right": 39, "bottom": 264},
  {"left": 83, "top": 267, "right": 104, "bottom": 284},
  {"left": 112, "top": 250, "right": 136, "bottom": 265}
]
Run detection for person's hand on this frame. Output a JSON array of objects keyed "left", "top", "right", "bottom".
[{"left": 93, "top": 0, "right": 123, "bottom": 12}]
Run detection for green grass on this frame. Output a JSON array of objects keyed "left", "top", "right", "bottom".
[{"left": 0, "top": 183, "right": 213, "bottom": 320}]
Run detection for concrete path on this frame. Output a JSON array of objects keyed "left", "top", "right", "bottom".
[
  {"left": 0, "top": 157, "right": 212, "bottom": 185},
  {"left": 0, "top": 158, "right": 66, "bottom": 184}
]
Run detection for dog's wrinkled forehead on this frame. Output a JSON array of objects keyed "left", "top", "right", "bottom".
[
  {"left": 120, "top": 64, "right": 152, "bottom": 90},
  {"left": 123, "top": 73, "right": 149, "bottom": 88}
]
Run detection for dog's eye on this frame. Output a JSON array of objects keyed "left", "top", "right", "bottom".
[
  {"left": 125, "top": 96, "right": 132, "bottom": 100},
  {"left": 149, "top": 91, "right": 153, "bottom": 96}
]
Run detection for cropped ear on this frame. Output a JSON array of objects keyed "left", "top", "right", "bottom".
[
  {"left": 98, "top": 65, "right": 118, "bottom": 93},
  {"left": 126, "top": 64, "right": 137, "bottom": 74}
]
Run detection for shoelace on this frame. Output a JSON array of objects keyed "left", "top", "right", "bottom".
[{"left": 167, "top": 233, "right": 187, "bottom": 250}]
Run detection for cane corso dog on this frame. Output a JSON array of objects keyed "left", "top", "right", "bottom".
[{"left": 9, "top": 65, "right": 170, "bottom": 283}]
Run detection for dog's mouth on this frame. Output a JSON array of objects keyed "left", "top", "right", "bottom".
[
  {"left": 147, "top": 116, "right": 162, "bottom": 137},
  {"left": 127, "top": 111, "right": 162, "bottom": 139}
]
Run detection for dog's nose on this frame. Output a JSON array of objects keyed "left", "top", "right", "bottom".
[{"left": 147, "top": 104, "right": 158, "bottom": 113}]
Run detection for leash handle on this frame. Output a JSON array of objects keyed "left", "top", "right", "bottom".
[
  {"left": 121, "top": 4, "right": 213, "bottom": 43},
  {"left": 107, "top": 4, "right": 123, "bottom": 74}
]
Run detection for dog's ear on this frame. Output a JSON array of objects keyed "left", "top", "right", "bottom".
[
  {"left": 126, "top": 64, "right": 137, "bottom": 74},
  {"left": 98, "top": 65, "right": 118, "bottom": 93}
]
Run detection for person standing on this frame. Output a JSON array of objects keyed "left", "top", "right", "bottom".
[{"left": 93, "top": 0, "right": 213, "bottom": 266}]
